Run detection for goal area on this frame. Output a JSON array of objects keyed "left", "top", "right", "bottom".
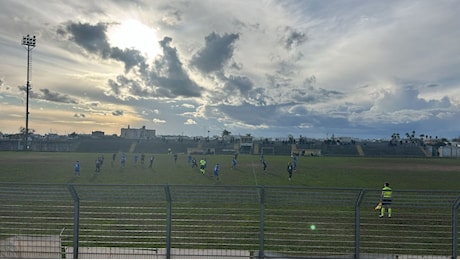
[{"left": 261, "top": 147, "right": 275, "bottom": 155}]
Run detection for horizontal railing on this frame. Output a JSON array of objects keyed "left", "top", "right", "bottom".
[{"left": 0, "top": 183, "right": 459, "bottom": 258}]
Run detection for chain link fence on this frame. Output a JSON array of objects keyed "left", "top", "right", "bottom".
[{"left": 1, "top": 183, "right": 459, "bottom": 258}]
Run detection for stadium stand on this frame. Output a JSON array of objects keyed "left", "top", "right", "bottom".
[
  {"left": 75, "top": 138, "right": 133, "bottom": 153},
  {"left": 0, "top": 135, "right": 433, "bottom": 158},
  {"left": 360, "top": 142, "right": 427, "bottom": 157}
]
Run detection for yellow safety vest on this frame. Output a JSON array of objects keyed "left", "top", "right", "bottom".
[{"left": 382, "top": 186, "right": 392, "bottom": 198}]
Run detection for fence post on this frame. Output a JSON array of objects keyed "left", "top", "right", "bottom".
[
  {"left": 258, "top": 186, "right": 265, "bottom": 258},
  {"left": 452, "top": 195, "right": 460, "bottom": 258},
  {"left": 67, "top": 184, "right": 80, "bottom": 259},
  {"left": 354, "top": 189, "right": 365, "bottom": 259},
  {"left": 164, "top": 185, "right": 172, "bottom": 259}
]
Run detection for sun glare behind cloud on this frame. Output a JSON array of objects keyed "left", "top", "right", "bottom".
[{"left": 108, "top": 19, "right": 160, "bottom": 61}]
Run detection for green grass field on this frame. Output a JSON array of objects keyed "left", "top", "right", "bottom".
[
  {"left": 2, "top": 151, "right": 460, "bottom": 257},
  {"left": 1, "top": 151, "right": 460, "bottom": 190}
]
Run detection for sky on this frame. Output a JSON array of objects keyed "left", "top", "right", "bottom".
[{"left": 1, "top": 0, "right": 460, "bottom": 140}]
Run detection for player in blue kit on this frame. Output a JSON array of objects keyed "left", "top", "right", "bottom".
[
  {"left": 74, "top": 160, "right": 80, "bottom": 177},
  {"left": 213, "top": 163, "right": 220, "bottom": 180}
]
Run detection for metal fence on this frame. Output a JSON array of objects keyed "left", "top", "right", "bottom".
[{"left": 1, "top": 183, "right": 460, "bottom": 258}]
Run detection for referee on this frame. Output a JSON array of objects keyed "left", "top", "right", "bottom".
[{"left": 379, "top": 182, "right": 392, "bottom": 218}]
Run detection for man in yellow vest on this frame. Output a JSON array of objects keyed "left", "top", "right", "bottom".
[
  {"left": 380, "top": 182, "right": 392, "bottom": 218},
  {"left": 199, "top": 159, "right": 206, "bottom": 175}
]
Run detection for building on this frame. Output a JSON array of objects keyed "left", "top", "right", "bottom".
[
  {"left": 239, "top": 135, "right": 253, "bottom": 154},
  {"left": 120, "top": 126, "right": 156, "bottom": 140},
  {"left": 91, "top": 131, "right": 105, "bottom": 137}
]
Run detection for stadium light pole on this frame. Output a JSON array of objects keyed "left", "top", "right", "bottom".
[{"left": 21, "top": 34, "right": 36, "bottom": 150}]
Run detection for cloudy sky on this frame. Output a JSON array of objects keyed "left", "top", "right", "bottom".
[{"left": 1, "top": 0, "right": 460, "bottom": 139}]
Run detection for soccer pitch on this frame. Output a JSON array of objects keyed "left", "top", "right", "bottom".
[
  {"left": 2, "top": 151, "right": 460, "bottom": 258},
  {"left": 1, "top": 151, "right": 460, "bottom": 190}
]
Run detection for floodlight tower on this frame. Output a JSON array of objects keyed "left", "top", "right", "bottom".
[{"left": 21, "top": 34, "right": 36, "bottom": 150}]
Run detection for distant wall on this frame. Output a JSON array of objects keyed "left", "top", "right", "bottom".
[
  {"left": 0, "top": 235, "right": 61, "bottom": 258},
  {"left": 439, "top": 145, "right": 460, "bottom": 158},
  {"left": 0, "top": 138, "right": 432, "bottom": 157}
]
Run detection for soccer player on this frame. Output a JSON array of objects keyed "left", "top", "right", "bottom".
[
  {"left": 379, "top": 182, "right": 393, "bottom": 218},
  {"left": 120, "top": 154, "right": 126, "bottom": 168},
  {"left": 141, "top": 153, "right": 145, "bottom": 166},
  {"left": 262, "top": 160, "right": 267, "bottom": 172},
  {"left": 292, "top": 155, "right": 297, "bottom": 171},
  {"left": 191, "top": 158, "right": 198, "bottom": 168},
  {"left": 149, "top": 155, "right": 154, "bottom": 168},
  {"left": 199, "top": 159, "right": 206, "bottom": 174},
  {"left": 95, "top": 158, "right": 101, "bottom": 173},
  {"left": 112, "top": 153, "right": 116, "bottom": 167},
  {"left": 213, "top": 163, "right": 220, "bottom": 180},
  {"left": 287, "top": 162, "right": 293, "bottom": 181},
  {"left": 74, "top": 160, "right": 80, "bottom": 177},
  {"left": 231, "top": 156, "right": 237, "bottom": 169}
]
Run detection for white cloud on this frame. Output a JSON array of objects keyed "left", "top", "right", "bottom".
[
  {"left": 152, "top": 118, "right": 166, "bottom": 124},
  {"left": 184, "top": 119, "right": 197, "bottom": 125},
  {"left": 0, "top": 0, "right": 459, "bottom": 139}
]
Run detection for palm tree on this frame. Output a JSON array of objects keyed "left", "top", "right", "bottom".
[
  {"left": 19, "top": 126, "right": 35, "bottom": 135},
  {"left": 391, "top": 133, "right": 400, "bottom": 146},
  {"left": 222, "top": 129, "right": 231, "bottom": 138}
]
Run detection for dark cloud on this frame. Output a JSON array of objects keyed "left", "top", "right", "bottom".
[
  {"left": 0, "top": 79, "right": 11, "bottom": 91},
  {"left": 63, "top": 22, "right": 112, "bottom": 58},
  {"left": 375, "top": 85, "right": 451, "bottom": 111},
  {"left": 59, "top": 22, "right": 204, "bottom": 99},
  {"left": 304, "top": 75, "right": 316, "bottom": 85},
  {"left": 223, "top": 75, "right": 253, "bottom": 95},
  {"left": 190, "top": 32, "right": 240, "bottom": 73},
  {"left": 38, "top": 88, "right": 79, "bottom": 104},
  {"left": 17, "top": 85, "right": 31, "bottom": 94},
  {"left": 110, "top": 47, "right": 146, "bottom": 73},
  {"left": 294, "top": 86, "right": 344, "bottom": 103},
  {"left": 108, "top": 75, "right": 153, "bottom": 99},
  {"left": 280, "top": 26, "right": 307, "bottom": 50},
  {"left": 217, "top": 101, "right": 322, "bottom": 134},
  {"left": 74, "top": 113, "right": 85, "bottom": 118},
  {"left": 266, "top": 74, "right": 292, "bottom": 89},
  {"left": 161, "top": 9, "right": 182, "bottom": 26},
  {"left": 106, "top": 37, "right": 203, "bottom": 100},
  {"left": 112, "top": 110, "right": 124, "bottom": 116},
  {"left": 219, "top": 102, "right": 280, "bottom": 126},
  {"left": 88, "top": 102, "right": 99, "bottom": 107},
  {"left": 156, "top": 37, "right": 183, "bottom": 75},
  {"left": 18, "top": 86, "right": 78, "bottom": 104},
  {"left": 265, "top": 73, "right": 342, "bottom": 104},
  {"left": 145, "top": 37, "right": 202, "bottom": 98},
  {"left": 107, "top": 78, "right": 122, "bottom": 96},
  {"left": 59, "top": 21, "right": 146, "bottom": 73},
  {"left": 426, "top": 83, "right": 439, "bottom": 88}
]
